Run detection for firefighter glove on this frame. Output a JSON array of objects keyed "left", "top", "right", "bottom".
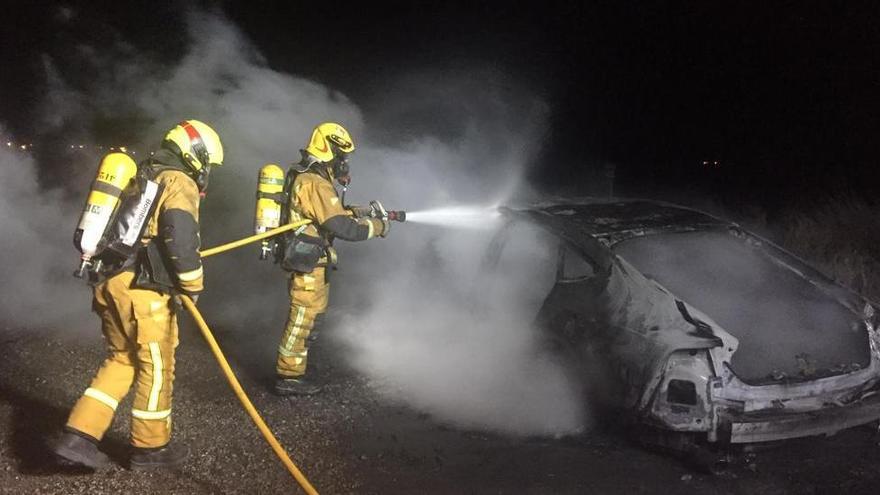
[
  {"left": 379, "top": 219, "right": 391, "bottom": 238},
  {"left": 347, "top": 205, "right": 373, "bottom": 218},
  {"left": 173, "top": 294, "right": 198, "bottom": 310},
  {"left": 369, "top": 200, "right": 388, "bottom": 219}
]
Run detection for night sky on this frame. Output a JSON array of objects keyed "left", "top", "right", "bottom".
[{"left": 2, "top": 1, "right": 879, "bottom": 212}]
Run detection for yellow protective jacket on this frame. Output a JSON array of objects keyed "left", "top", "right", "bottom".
[
  {"left": 140, "top": 158, "right": 204, "bottom": 295},
  {"left": 288, "top": 168, "right": 385, "bottom": 247}
]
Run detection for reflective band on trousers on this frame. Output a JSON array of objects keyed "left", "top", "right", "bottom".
[
  {"left": 84, "top": 387, "right": 119, "bottom": 411},
  {"left": 177, "top": 266, "right": 203, "bottom": 282},
  {"left": 365, "top": 218, "right": 375, "bottom": 239},
  {"left": 277, "top": 346, "right": 308, "bottom": 359},
  {"left": 132, "top": 408, "right": 171, "bottom": 420},
  {"left": 282, "top": 306, "right": 307, "bottom": 351},
  {"left": 147, "top": 342, "right": 164, "bottom": 411}
]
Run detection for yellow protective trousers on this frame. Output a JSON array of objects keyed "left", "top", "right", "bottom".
[
  {"left": 276, "top": 267, "right": 329, "bottom": 377},
  {"left": 66, "top": 271, "right": 178, "bottom": 449}
]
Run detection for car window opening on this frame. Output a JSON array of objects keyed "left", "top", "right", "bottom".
[{"left": 557, "top": 244, "right": 596, "bottom": 283}]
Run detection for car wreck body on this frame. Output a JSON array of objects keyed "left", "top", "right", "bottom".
[{"left": 499, "top": 199, "right": 880, "bottom": 446}]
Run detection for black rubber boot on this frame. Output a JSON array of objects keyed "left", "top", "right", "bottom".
[
  {"left": 51, "top": 429, "right": 109, "bottom": 469},
  {"left": 306, "top": 313, "right": 325, "bottom": 344},
  {"left": 274, "top": 375, "right": 323, "bottom": 396},
  {"left": 304, "top": 314, "right": 329, "bottom": 377},
  {"left": 129, "top": 443, "right": 188, "bottom": 470}
]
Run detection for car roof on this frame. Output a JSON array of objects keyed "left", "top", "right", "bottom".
[
  {"left": 505, "top": 198, "right": 731, "bottom": 246},
  {"left": 502, "top": 196, "right": 868, "bottom": 315}
]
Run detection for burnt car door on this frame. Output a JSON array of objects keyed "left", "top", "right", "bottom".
[
  {"left": 535, "top": 243, "right": 607, "bottom": 353},
  {"left": 533, "top": 241, "right": 639, "bottom": 407},
  {"left": 481, "top": 218, "right": 608, "bottom": 353}
]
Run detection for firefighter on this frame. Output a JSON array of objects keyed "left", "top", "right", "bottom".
[
  {"left": 52, "top": 120, "right": 223, "bottom": 470},
  {"left": 274, "top": 122, "right": 390, "bottom": 396}
]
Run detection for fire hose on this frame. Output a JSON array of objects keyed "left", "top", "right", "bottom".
[
  {"left": 200, "top": 220, "right": 312, "bottom": 258},
  {"left": 182, "top": 219, "right": 318, "bottom": 495},
  {"left": 184, "top": 210, "right": 405, "bottom": 492}
]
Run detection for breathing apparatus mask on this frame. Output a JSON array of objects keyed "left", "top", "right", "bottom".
[
  {"left": 187, "top": 135, "right": 213, "bottom": 195},
  {"left": 329, "top": 144, "right": 352, "bottom": 187},
  {"left": 331, "top": 156, "right": 351, "bottom": 186}
]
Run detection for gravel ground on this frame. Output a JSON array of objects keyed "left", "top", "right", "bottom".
[{"left": 3, "top": 318, "right": 880, "bottom": 494}]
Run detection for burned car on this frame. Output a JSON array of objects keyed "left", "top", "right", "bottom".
[{"left": 496, "top": 199, "right": 880, "bottom": 448}]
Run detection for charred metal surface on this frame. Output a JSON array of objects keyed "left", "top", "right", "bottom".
[
  {"left": 728, "top": 390, "right": 880, "bottom": 443},
  {"left": 502, "top": 198, "right": 880, "bottom": 448},
  {"left": 535, "top": 201, "right": 727, "bottom": 246},
  {"left": 650, "top": 350, "right": 714, "bottom": 432},
  {"left": 616, "top": 230, "right": 870, "bottom": 384},
  {"left": 675, "top": 300, "right": 723, "bottom": 346}
]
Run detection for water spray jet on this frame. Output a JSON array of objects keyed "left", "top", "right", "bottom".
[{"left": 403, "top": 206, "right": 501, "bottom": 230}]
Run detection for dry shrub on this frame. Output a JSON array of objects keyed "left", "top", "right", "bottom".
[{"left": 782, "top": 198, "right": 880, "bottom": 302}]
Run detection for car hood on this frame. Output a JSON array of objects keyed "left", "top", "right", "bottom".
[{"left": 614, "top": 230, "right": 872, "bottom": 385}]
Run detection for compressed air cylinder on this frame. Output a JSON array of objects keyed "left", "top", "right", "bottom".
[
  {"left": 255, "top": 164, "right": 285, "bottom": 259},
  {"left": 74, "top": 152, "right": 138, "bottom": 261}
]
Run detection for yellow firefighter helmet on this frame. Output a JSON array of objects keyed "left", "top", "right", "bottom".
[
  {"left": 164, "top": 120, "right": 224, "bottom": 171},
  {"left": 304, "top": 122, "right": 355, "bottom": 163}
]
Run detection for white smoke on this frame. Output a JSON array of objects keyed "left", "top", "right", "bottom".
[
  {"left": 0, "top": 135, "right": 91, "bottom": 331},
  {"left": 336, "top": 221, "right": 585, "bottom": 435},
  {"left": 5, "top": 8, "right": 585, "bottom": 436}
]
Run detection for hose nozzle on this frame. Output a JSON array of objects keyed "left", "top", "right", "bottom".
[{"left": 369, "top": 201, "right": 406, "bottom": 222}]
